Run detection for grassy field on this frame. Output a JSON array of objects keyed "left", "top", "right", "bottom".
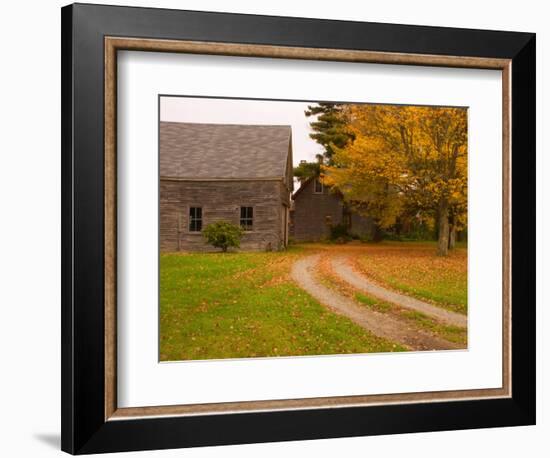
[
  {"left": 160, "top": 246, "right": 404, "bottom": 361},
  {"left": 160, "top": 241, "right": 467, "bottom": 361},
  {"left": 352, "top": 242, "right": 467, "bottom": 314}
]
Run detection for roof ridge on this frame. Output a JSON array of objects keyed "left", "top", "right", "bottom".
[{"left": 160, "top": 121, "right": 292, "bottom": 128}]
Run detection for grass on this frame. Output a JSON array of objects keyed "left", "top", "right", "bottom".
[
  {"left": 317, "top": 258, "right": 467, "bottom": 347},
  {"left": 353, "top": 241, "right": 467, "bottom": 314},
  {"left": 400, "top": 310, "right": 466, "bottom": 345},
  {"left": 354, "top": 293, "right": 392, "bottom": 312},
  {"left": 160, "top": 241, "right": 467, "bottom": 360},
  {"left": 160, "top": 247, "right": 404, "bottom": 361}
]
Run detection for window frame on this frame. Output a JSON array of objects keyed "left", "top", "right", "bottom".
[
  {"left": 313, "top": 178, "right": 323, "bottom": 194},
  {"left": 240, "top": 206, "right": 254, "bottom": 231},
  {"left": 188, "top": 206, "right": 203, "bottom": 232}
]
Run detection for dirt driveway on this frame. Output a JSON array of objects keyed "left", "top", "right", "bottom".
[{"left": 290, "top": 251, "right": 466, "bottom": 352}]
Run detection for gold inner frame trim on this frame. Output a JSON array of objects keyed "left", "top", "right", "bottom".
[{"left": 104, "top": 36, "right": 512, "bottom": 421}]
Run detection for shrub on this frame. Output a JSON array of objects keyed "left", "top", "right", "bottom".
[
  {"left": 202, "top": 221, "right": 244, "bottom": 252},
  {"left": 328, "top": 223, "right": 351, "bottom": 243},
  {"left": 359, "top": 233, "right": 375, "bottom": 243}
]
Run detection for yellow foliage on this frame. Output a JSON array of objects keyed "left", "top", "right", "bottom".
[{"left": 323, "top": 104, "right": 468, "bottom": 230}]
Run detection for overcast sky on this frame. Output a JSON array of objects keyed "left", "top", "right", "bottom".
[{"left": 160, "top": 96, "right": 324, "bottom": 166}]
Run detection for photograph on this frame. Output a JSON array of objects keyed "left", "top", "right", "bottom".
[
  {"left": 53, "top": 2, "right": 537, "bottom": 455},
  {"left": 159, "top": 96, "right": 469, "bottom": 361}
]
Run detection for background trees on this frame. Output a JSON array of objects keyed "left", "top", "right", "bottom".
[
  {"left": 293, "top": 102, "right": 355, "bottom": 182},
  {"left": 293, "top": 157, "right": 322, "bottom": 183},
  {"left": 322, "top": 104, "right": 468, "bottom": 256},
  {"left": 304, "top": 102, "right": 355, "bottom": 164}
]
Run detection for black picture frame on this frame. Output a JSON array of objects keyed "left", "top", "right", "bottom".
[{"left": 61, "top": 3, "right": 535, "bottom": 454}]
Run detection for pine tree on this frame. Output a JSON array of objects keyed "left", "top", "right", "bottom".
[
  {"left": 293, "top": 157, "right": 322, "bottom": 183},
  {"left": 305, "top": 103, "right": 354, "bottom": 164}
]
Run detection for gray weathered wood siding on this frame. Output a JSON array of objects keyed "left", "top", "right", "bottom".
[
  {"left": 291, "top": 179, "right": 374, "bottom": 242},
  {"left": 160, "top": 179, "right": 290, "bottom": 252},
  {"left": 291, "top": 179, "right": 344, "bottom": 241}
]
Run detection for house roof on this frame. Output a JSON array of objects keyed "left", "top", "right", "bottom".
[
  {"left": 292, "top": 176, "right": 315, "bottom": 200},
  {"left": 292, "top": 176, "right": 338, "bottom": 200},
  {"left": 160, "top": 122, "right": 292, "bottom": 180}
]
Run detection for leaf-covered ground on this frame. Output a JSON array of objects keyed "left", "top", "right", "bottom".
[
  {"left": 159, "top": 241, "right": 467, "bottom": 361},
  {"left": 316, "top": 255, "right": 467, "bottom": 346},
  {"left": 351, "top": 242, "right": 467, "bottom": 314},
  {"left": 160, "top": 246, "right": 403, "bottom": 361}
]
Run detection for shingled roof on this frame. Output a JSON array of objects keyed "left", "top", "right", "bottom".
[{"left": 160, "top": 122, "right": 292, "bottom": 180}]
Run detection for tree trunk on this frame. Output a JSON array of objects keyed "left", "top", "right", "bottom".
[
  {"left": 342, "top": 204, "right": 352, "bottom": 232},
  {"left": 448, "top": 224, "right": 456, "bottom": 250},
  {"left": 372, "top": 224, "right": 384, "bottom": 242},
  {"left": 437, "top": 199, "right": 449, "bottom": 256}
]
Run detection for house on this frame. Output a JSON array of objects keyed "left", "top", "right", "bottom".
[
  {"left": 290, "top": 176, "right": 374, "bottom": 242},
  {"left": 160, "top": 122, "right": 293, "bottom": 252}
]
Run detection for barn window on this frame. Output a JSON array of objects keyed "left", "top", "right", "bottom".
[
  {"left": 240, "top": 206, "right": 253, "bottom": 231},
  {"left": 314, "top": 178, "right": 323, "bottom": 194},
  {"left": 189, "top": 207, "right": 202, "bottom": 232}
]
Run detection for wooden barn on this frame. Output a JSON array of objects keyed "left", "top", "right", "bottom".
[
  {"left": 160, "top": 122, "right": 293, "bottom": 252},
  {"left": 290, "top": 176, "right": 374, "bottom": 242}
]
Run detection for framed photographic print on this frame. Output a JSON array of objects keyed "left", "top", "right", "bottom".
[{"left": 61, "top": 3, "right": 536, "bottom": 454}]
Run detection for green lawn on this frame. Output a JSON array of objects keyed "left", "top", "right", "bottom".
[{"left": 160, "top": 248, "right": 404, "bottom": 361}]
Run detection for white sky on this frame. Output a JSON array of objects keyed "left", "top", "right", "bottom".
[{"left": 160, "top": 96, "right": 324, "bottom": 166}]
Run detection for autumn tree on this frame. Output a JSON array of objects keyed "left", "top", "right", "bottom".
[{"left": 323, "top": 104, "right": 467, "bottom": 256}]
